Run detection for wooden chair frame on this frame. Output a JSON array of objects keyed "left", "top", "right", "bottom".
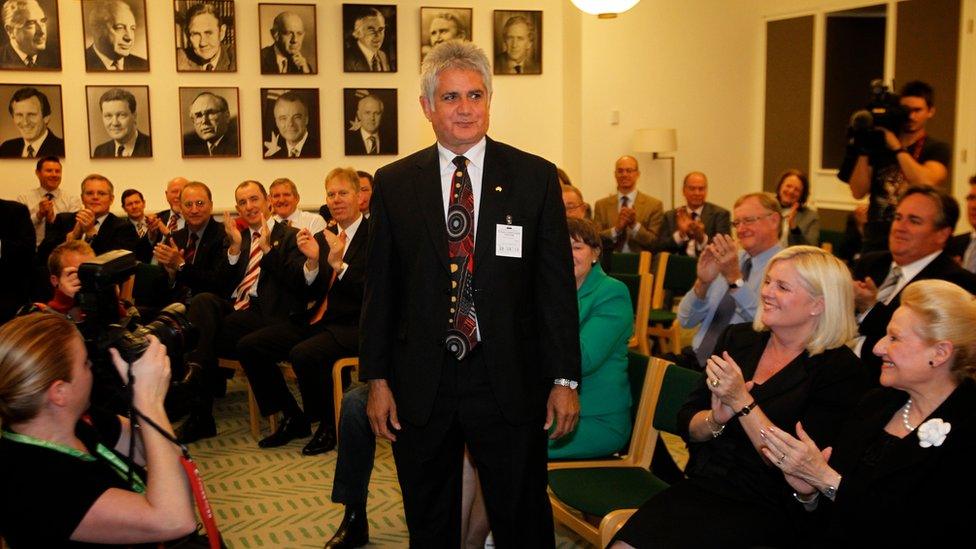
[{"left": 648, "top": 252, "right": 693, "bottom": 354}]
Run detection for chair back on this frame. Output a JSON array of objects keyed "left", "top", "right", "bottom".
[
  {"left": 610, "top": 251, "right": 651, "bottom": 274},
  {"left": 609, "top": 272, "right": 653, "bottom": 355},
  {"left": 651, "top": 362, "right": 699, "bottom": 435},
  {"left": 618, "top": 355, "right": 669, "bottom": 468},
  {"left": 820, "top": 229, "right": 845, "bottom": 256},
  {"left": 652, "top": 252, "right": 698, "bottom": 309}
]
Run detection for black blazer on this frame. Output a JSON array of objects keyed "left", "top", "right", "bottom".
[
  {"left": 93, "top": 132, "right": 152, "bottom": 158},
  {"left": 84, "top": 45, "right": 148, "bottom": 71},
  {"left": 0, "top": 42, "right": 59, "bottom": 68},
  {"left": 0, "top": 132, "right": 65, "bottom": 158},
  {"left": 265, "top": 133, "right": 320, "bottom": 158},
  {"left": 304, "top": 220, "right": 368, "bottom": 327},
  {"left": 182, "top": 124, "right": 239, "bottom": 157},
  {"left": 217, "top": 221, "right": 307, "bottom": 321},
  {"left": 0, "top": 199, "right": 35, "bottom": 321},
  {"left": 345, "top": 130, "right": 388, "bottom": 156},
  {"left": 38, "top": 212, "right": 139, "bottom": 261},
  {"left": 170, "top": 218, "right": 227, "bottom": 298},
  {"left": 853, "top": 251, "right": 976, "bottom": 380},
  {"left": 360, "top": 138, "right": 581, "bottom": 425},
  {"left": 653, "top": 202, "right": 732, "bottom": 254},
  {"left": 259, "top": 45, "right": 313, "bottom": 74},
  {"left": 817, "top": 381, "right": 976, "bottom": 546},
  {"left": 946, "top": 231, "right": 974, "bottom": 264}
]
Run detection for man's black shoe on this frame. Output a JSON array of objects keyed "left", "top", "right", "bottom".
[
  {"left": 324, "top": 505, "right": 368, "bottom": 548},
  {"left": 176, "top": 413, "right": 217, "bottom": 444},
  {"left": 258, "top": 413, "right": 310, "bottom": 448},
  {"left": 302, "top": 424, "right": 337, "bottom": 456}
]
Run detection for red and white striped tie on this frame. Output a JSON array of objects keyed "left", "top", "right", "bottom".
[{"left": 233, "top": 231, "right": 263, "bottom": 310}]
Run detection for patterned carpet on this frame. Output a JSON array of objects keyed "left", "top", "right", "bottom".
[{"left": 187, "top": 379, "right": 594, "bottom": 548}]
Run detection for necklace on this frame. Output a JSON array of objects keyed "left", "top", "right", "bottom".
[{"left": 902, "top": 398, "right": 916, "bottom": 431}]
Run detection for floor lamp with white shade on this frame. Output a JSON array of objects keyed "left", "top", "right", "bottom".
[{"left": 633, "top": 128, "right": 678, "bottom": 209}]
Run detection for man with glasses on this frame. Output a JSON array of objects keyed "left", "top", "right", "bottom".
[
  {"left": 654, "top": 171, "right": 731, "bottom": 257},
  {"left": 677, "top": 192, "right": 782, "bottom": 369},
  {"left": 153, "top": 181, "right": 225, "bottom": 299},
  {"left": 593, "top": 155, "right": 664, "bottom": 253},
  {"left": 182, "top": 91, "right": 238, "bottom": 157}
]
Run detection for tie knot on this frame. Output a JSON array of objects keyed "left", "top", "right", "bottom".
[
  {"left": 45, "top": 193, "right": 54, "bottom": 200},
  {"left": 189, "top": 232, "right": 198, "bottom": 243},
  {"left": 453, "top": 156, "right": 468, "bottom": 170},
  {"left": 620, "top": 196, "right": 629, "bottom": 207},
  {"left": 339, "top": 230, "right": 348, "bottom": 243}
]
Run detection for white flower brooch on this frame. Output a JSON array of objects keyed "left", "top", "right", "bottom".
[{"left": 917, "top": 418, "right": 951, "bottom": 448}]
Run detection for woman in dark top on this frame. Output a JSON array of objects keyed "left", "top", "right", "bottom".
[
  {"left": 763, "top": 279, "right": 976, "bottom": 547},
  {"left": 613, "top": 246, "right": 868, "bottom": 548},
  {"left": 0, "top": 313, "right": 196, "bottom": 547}
]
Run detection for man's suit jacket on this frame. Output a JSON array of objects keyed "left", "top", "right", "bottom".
[
  {"left": 343, "top": 46, "right": 391, "bottom": 71},
  {"left": 360, "top": 137, "right": 581, "bottom": 425},
  {"left": 176, "top": 44, "right": 235, "bottom": 71},
  {"left": 0, "top": 42, "right": 59, "bottom": 69},
  {"left": 93, "top": 132, "right": 152, "bottom": 158},
  {"left": 170, "top": 218, "right": 227, "bottom": 298},
  {"left": 344, "top": 129, "right": 386, "bottom": 155},
  {"left": 38, "top": 212, "right": 140, "bottom": 263},
  {"left": 0, "top": 132, "right": 65, "bottom": 158},
  {"left": 265, "top": 133, "right": 320, "bottom": 158},
  {"left": 494, "top": 53, "right": 540, "bottom": 74},
  {"left": 259, "top": 45, "right": 312, "bottom": 74},
  {"left": 947, "top": 231, "right": 974, "bottom": 264},
  {"left": 822, "top": 381, "right": 976, "bottom": 546},
  {"left": 84, "top": 45, "right": 148, "bottom": 71},
  {"left": 182, "top": 124, "right": 239, "bottom": 157},
  {"left": 0, "top": 199, "right": 35, "bottom": 322},
  {"left": 593, "top": 190, "right": 664, "bottom": 253},
  {"left": 217, "top": 221, "right": 307, "bottom": 320},
  {"left": 653, "top": 202, "right": 731, "bottom": 255},
  {"left": 854, "top": 250, "right": 976, "bottom": 380},
  {"left": 304, "top": 222, "right": 368, "bottom": 327}
]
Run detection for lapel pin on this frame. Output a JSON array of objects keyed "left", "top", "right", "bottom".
[
  {"left": 495, "top": 186, "right": 502, "bottom": 192},
  {"left": 506, "top": 215, "right": 513, "bottom": 224}
]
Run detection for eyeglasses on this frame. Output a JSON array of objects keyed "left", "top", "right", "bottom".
[
  {"left": 182, "top": 199, "right": 208, "bottom": 209},
  {"left": 564, "top": 202, "right": 584, "bottom": 211},
  {"left": 731, "top": 212, "right": 774, "bottom": 228}
]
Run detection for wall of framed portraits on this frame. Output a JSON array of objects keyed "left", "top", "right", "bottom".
[{"left": 0, "top": 0, "right": 571, "bottom": 211}]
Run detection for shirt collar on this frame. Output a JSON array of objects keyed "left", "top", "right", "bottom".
[
  {"left": 617, "top": 189, "right": 638, "bottom": 204},
  {"left": 437, "top": 137, "right": 487, "bottom": 174},
  {"left": 9, "top": 38, "right": 34, "bottom": 65},
  {"left": 25, "top": 130, "right": 49, "bottom": 152},
  {"left": 745, "top": 243, "right": 782, "bottom": 267},
  {"left": 115, "top": 131, "right": 139, "bottom": 155},
  {"left": 894, "top": 249, "right": 943, "bottom": 281},
  {"left": 338, "top": 213, "right": 364, "bottom": 241},
  {"left": 357, "top": 42, "right": 380, "bottom": 64},
  {"left": 92, "top": 45, "right": 122, "bottom": 69}
]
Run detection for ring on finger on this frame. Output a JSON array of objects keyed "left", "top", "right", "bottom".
[
  {"left": 709, "top": 378, "right": 720, "bottom": 388},
  {"left": 776, "top": 458, "right": 783, "bottom": 466},
  {"left": 780, "top": 452, "right": 787, "bottom": 461}
]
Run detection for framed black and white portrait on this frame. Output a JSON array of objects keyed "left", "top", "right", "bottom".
[
  {"left": 420, "top": 7, "right": 471, "bottom": 65},
  {"left": 342, "top": 4, "right": 396, "bottom": 73},
  {"left": 178, "top": 87, "right": 240, "bottom": 158},
  {"left": 260, "top": 88, "right": 320, "bottom": 159},
  {"left": 0, "top": 84, "right": 64, "bottom": 158},
  {"left": 174, "top": 0, "right": 237, "bottom": 72},
  {"left": 0, "top": 0, "right": 62, "bottom": 71},
  {"left": 81, "top": 0, "right": 150, "bottom": 72},
  {"left": 492, "top": 10, "right": 542, "bottom": 75},
  {"left": 85, "top": 85, "right": 152, "bottom": 158},
  {"left": 258, "top": 3, "right": 317, "bottom": 75},
  {"left": 343, "top": 88, "right": 397, "bottom": 156}
]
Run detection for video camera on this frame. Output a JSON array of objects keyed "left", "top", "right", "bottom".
[{"left": 838, "top": 80, "right": 909, "bottom": 182}]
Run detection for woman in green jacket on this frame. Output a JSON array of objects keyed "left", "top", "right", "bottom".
[{"left": 549, "top": 218, "right": 633, "bottom": 459}]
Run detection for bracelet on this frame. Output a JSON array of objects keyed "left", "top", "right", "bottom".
[
  {"left": 704, "top": 410, "right": 726, "bottom": 438},
  {"left": 734, "top": 400, "right": 758, "bottom": 418},
  {"left": 793, "top": 491, "right": 819, "bottom": 504}
]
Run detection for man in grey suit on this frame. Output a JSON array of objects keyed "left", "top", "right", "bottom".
[
  {"left": 654, "top": 171, "right": 731, "bottom": 256},
  {"left": 92, "top": 88, "right": 151, "bottom": 158}
]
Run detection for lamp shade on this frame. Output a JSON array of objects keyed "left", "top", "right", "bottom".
[
  {"left": 571, "top": 0, "right": 640, "bottom": 18},
  {"left": 633, "top": 128, "right": 677, "bottom": 153}
]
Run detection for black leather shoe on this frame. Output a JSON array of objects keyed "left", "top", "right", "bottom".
[
  {"left": 302, "top": 424, "right": 337, "bottom": 456},
  {"left": 258, "top": 413, "right": 310, "bottom": 448},
  {"left": 324, "top": 506, "right": 368, "bottom": 548},
  {"left": 176, "top": 413, "right": 217, "bottom": 444}
]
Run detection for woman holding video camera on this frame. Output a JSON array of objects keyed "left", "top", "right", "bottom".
[{"left": 0, "top": 313, "right": 197, "bottom": 547}]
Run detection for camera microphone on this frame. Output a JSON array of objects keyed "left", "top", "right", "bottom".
[{"left": 849, "top": 109, "right": 873, "bottom": 132}]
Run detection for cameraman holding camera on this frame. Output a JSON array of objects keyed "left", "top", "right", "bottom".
[{"left": 843, "top": 80, "right": 951, "bottom": 253}]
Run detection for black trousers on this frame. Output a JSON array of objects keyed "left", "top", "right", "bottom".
[
  {"left": 391, "top": 349, "right": 554, "bottom": 548},
  {"left": 237, "top": 320, "right": 358, "bottom": 423}
]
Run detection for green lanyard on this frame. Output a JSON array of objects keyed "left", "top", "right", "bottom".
[{"left": 2, "top": 429, "right": 146, "bottom": 494}]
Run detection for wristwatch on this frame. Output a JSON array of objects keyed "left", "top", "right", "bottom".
[
  {"left": 728, "top": 278, "right": 744, "bottom": 289},
  {"left": 822, "top": 477, "right": 841, "bottom": 500},
  {"left": 553, "top": 378, "right": 579, "bottom": 390}
]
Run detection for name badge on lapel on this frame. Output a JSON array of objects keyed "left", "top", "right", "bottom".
[{"left": 496, "top": 221, "right": 522, "bottom": 258}]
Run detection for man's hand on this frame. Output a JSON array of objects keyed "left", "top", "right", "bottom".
[
  {"left": 59, "top": 266, "right": 83, "bottom": 298},
  {"left": 694, "top": 245, "right": 722, "bottom": 295},
  {"left": 257, "top": 217, "right": 273, "bottom": 253},
  {"left": 545, "top": 385, "right": 579, "bottom": 440},
  {"left": 711, "top": 234, "right": 742, "bottom": 282},
  {"left": 367, "top": 379, "right": 400, "bottom": 442},
  {"left": 882, "top": 128, "right": 902, "bottom": 151},
  {"left": 71, "top": 208, "right": 96, "bottom": 239},
  {"left": 291, "top": 53, "right": 310, "bottom": 73},
  {"left": 615, "top": 207, "right": 637, "bottom": 232},
  {"left": 853, "top": 277, "right": 878, "bottom": 312},
  {"left": 322, "top": 229, "right": 346, "bottom": 272},
  {"left": 154, "top": 238, "right": 184, "bottom": 271},
  {"left": 689, "top": 220, "right": 706, "bottom": 243},
  {"left": 222, "top": 211, "right": 243, "bottom": 253},
  {"left": 675, "top": 208, "right": 694, "bottom": 236},
  {"left": 786, "top": 203, "right": 800, "bottom": 229},
  {"left": 37, "top": 198, "right": 53, "bottom": 222}
]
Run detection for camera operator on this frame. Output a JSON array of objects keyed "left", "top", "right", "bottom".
[
  {"left": 0, "top": 313, "right": 197, "bottom": 546},
  {"left": 844, "top": 80, "right": 951, "bottom": 253},
  {"left": 41, "top": 240, "right": 97, "bottom": 317}
]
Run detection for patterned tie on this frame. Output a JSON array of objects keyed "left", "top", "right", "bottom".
[
  {"left": 116, "top": 145, "right": 125, "bottom": 157},
  {"left": 367, "top": 136, "right": 377, "bottom": 154},
  {"left": 696, "top": 256, "right": 753, "bottom": 366},
  {"left": 136, "top": 221, "right": 147, "bottom": 238},
  {"left": 371, "top": 55, "right": 381, "bottom": 71},
  {"left": 26, "top": 144, "right": 35, "bottom": 158},
  {"left": 111, "top": 59, "right": 120, "bottom": 70},
  {"left": 183, "top": 232, "right": 199, "bottom": 265},
  {"left": 310, "top": 230, "right": 348, "bottom": 325},
  {"left": 167, "top": 212, "right": 180, "bottom": 234},
  {"left": 615, "top": 196, "right": 630, "bottom": 252},
  {"left": 875, "top": 265, "right": 903, "bottom": 306},
  {"left": 445, "top": 156, "right": 478, "bottom": 360},
  {"left": 233, "top": 231, "right": 263, "bottom": 310}
]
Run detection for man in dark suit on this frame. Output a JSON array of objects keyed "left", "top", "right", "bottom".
[
  {"left": 344, "top": 94, "right": 387, "bottom": 156},
  {"left": 120, "top": 188, "right": 152, "bottom": 262},
  {"left": 175, "top": 2, "right": 235, "bottom": 71},
  {"left": 92, "top": 88, "right": 152, "bottom": 158},
  {"left": 182, "top": 92, "right": 239, "bottom": 157},
  {"left": 148, "top": 177, "right": 188, "bottom": 244},
  {"left": 361, "top": 41, "right": 580, "bottom": 546},
  {"left": 238, "top": 168, "right": 367, "bottom": 455},
  {"left": 0, "top": 0, "right": 59, "bottom": 69},
  {"left": 493, "top": 14, "right": 539, "bottom": 75},
  {"left": 38, "top": 174, "right": 139, "bottom": 263},
  {"left": 177, "top": 180, "right": 308, "bottom": 443},
  {"left": 259, "top": 10, "right": 312, "bottom": 74},
  {"left": 654, "top": 171, "right": 731, "bottom": 256},
  {"left": 154, "top": 181, "right": 226, "bottom": 299},
  {"left": 853, "top": 186, "right": 976, "bottom": 381},
  {"left": 0, "top": 87, "right": 64, "bottom": 158},
  {"left": 947, "top": 176, "right": 976, "bottom": 274},
  {"left": 83, "top": 0, "right": 148, "bottom": 71},
  {"left": 0, "top": 198, "right": 34, "bottom": 322},
  {"left": 263, "top": 91, "right": 319, "bottom": 158},
  {"left": 343, "top": 7, "right": 392, "bottom": 72}
]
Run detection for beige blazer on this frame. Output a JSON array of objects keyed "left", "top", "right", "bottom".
[{"left": 593, "top": 190, "right": 664, "bottom": 253}]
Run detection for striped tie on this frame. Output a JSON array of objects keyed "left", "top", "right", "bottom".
[
  {"left": 167, "top": 212, "right": 180, "bottom": 234},
  {"left": 233, "top": 231, "right": 263, "bottom": 310}
]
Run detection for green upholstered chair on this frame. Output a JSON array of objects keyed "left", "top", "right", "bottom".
[
  {"left": 648, "top": 252, "right": 698, "bottom": 354},
  {"left": 608, "top": 272, "right": 653, "bottom": 356},
  {"left": 610, "top": 251, "right": 651, "bottom": 274}
]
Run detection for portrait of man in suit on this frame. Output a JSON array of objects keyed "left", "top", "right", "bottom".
[
  {"left": 0, "top": 85, "right": 64, "bottom": 158},
  {"left": 343, "top": 4, "right": 395, "bottom": 72},
  {"left": 180, "top": 88, "right": 239, "bottom": 157},
  {"left": 493, "top": 11, "right": 541, "bottom": 75},
  {"left": 419, "top": 8, "right": 470, "bottom": 64},
  {"left": 0, "top": 0, "right": 60, "bottom": 70},
  {"left": 88, "top": 86, "right": 152, "bottom": 158},
  {"left": 258, "top": 4, "right": 315, "bottom": 75},
  {"left": 174, "top": 0, "right": 236, "bottom": 72},
  {"left": 343, "top": 88, "right": 397, "bottom": 156},
  {"left": 262, "top": 88, "right": 320, "bottom": 159},
  {"left": 82, "top": 0, "right": 148, "bottom": 71}
]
